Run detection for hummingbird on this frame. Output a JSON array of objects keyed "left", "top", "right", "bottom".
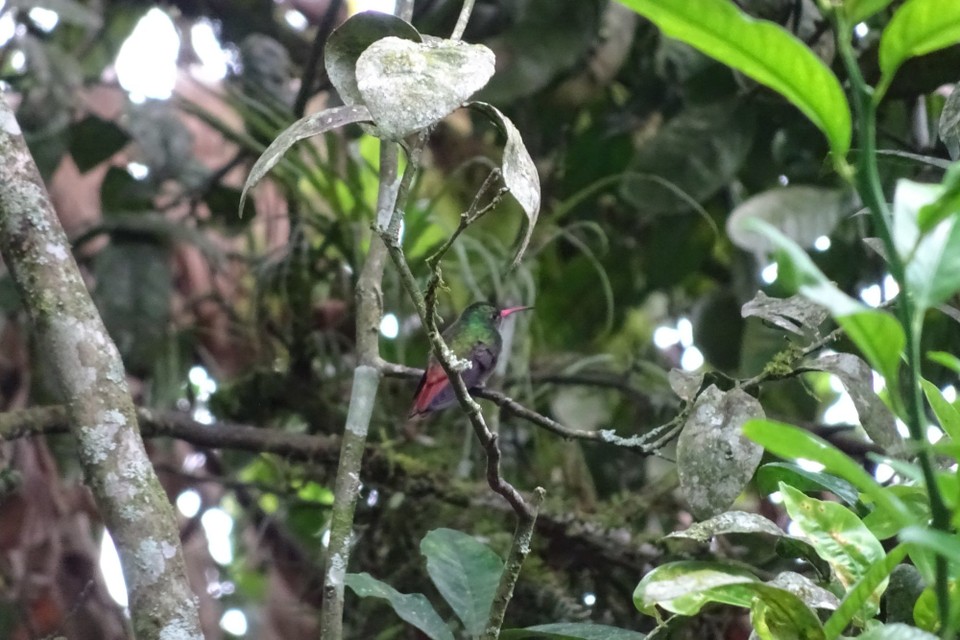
[{"left": 409, "top": 302, "right": 532, "bottom": 417}]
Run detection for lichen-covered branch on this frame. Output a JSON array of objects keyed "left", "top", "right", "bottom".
[
  {"left": 318, "top": 138, "right": 397, "bottom": 640},
  {"left": 0, "top": 95, "right": 202, "bottom": 639}
]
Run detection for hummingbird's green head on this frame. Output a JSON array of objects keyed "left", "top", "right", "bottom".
[{"left": 459, "top": 302, "right": 532, "bottom": 328}]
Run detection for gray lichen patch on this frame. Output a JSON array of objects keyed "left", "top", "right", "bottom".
[{"left": 133, "top": 538, "right": 170, "bottom": 591}]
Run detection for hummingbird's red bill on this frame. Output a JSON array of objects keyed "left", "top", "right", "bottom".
[{"left": 499, "top": 306, "right": 533, "bottom": 319}]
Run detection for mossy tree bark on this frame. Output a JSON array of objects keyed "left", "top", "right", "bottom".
[{"left": 0, "top": 96, "right": 203, "bottom": 639}]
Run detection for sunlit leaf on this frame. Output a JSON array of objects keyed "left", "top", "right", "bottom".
[
  {"left": 238, "top": 105, "right": 372, "bottom": 215},
  {"left": 356, "top": 37, "right": 495, "bottom": 140},
  {"left": 617, "top": 0, "right": 850, "bottom": 158},
  {"left": 743, "top": 419, "right": 911, "bottom": 523},
  {"left": 633, "top": 561, "right": 757, "bottom": 615},
  {"left": 345, "top": 573, "right": 454, "bottom": 640},
  {"left": 756, "top": 462, "right": 861, "bottom": 507},
  {"left": 876, "top": 0, "right": 960, "bottom": 101},
  {"left": 677, "top": 386, "right": 765, "bottom": 519},
  {"left": 921, "top": 379, "right": 960, "bottom": 442},
  {"left": 421, "top": 528, "right": 502, "bottom": 638}
]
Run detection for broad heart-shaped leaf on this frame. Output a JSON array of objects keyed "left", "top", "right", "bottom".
[
  {"left": 938, "top": 85, "right": 960, "bottom": 160},
  {"left": 356, "top": 37, "right": 495, "bottom": 140},
  {"left": 740, "top": 291, "right": 828, "bottom": 337},
  {"left": 617, "top": 0, "right": 850, "bottom": 159},
  {"left": 892, "top": 179, "right": 960, "bottom": 312},
  {"left": 756, "top": 462, "right": 861, "bottom": 507},
  {"left": 467, "top": 102, "right": 541, "bottom": 265},
  {"left": 677, "top": 386, "right": 765, "bottom": 519},
  {"left": 853, "top": 623, "right": 939, "bottom": 640},
  {"left": 634, "top": 562, "right": 825, "bottom": 639},
  {"left": 727, "top": 186, "right": 854, "bottom": 254},
  {"left": 238, "top": 105, "right": 372, "bottom": 215},
  {"left": 921, "top": 378, "right": 960, "bottom": 441},
  {"left": 622, "top": 99, "right": 755, "bottom": 215},
  {"left": 500, "top": 623, "right": 647, "bottom": 640},
  {"left": 633, "top": 561, "right": 757, "bottom": 615},
  {"left": 843, "top": 0, "right": 896, "bottom": 24},
  {"left": 806, "top": 353, "right": 902, "bottom": 453},
  {"left": 325, "top": 10, "right": 422, "bottom": 107},
  {"left": 743, "top": 419, "right": 911, "bottom": 524},
  {"left": 876, "top": 0, "right": 960, "bottom": 101},
  {"left": 779, "top": 483, "right": 887, "bottom": 618},
  {"left": 421, "top": 528, "right": 503, "bottom": 639},
  {"left": 344, "top": 573, "right": 454, "bottom": 640}
]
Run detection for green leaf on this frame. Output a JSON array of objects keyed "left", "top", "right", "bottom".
[
  {"left": 467, "top": 102, "right": 541, "bottom": 266},
  {"left": 876, "top": 0, "right": 960, "bottom": 101},
  {"left": 743, "top": 419, "right": 911, "bottom": 523},
  {"left": 823, "top": 544, "right": 909, "bottom": 638},
  {"left": 844, "top": 0, "right": 896, "bottom": 24},
  {"left": 917, "top": 164, "right": 960, "bottom": 231},
  {"left": 756, "top": 462, "right": 860, "bottom": 507},
  {"left": 239, "top": 105, "right": 372, "bottom": 215},
  {"left": 676, "top": 386, "right": 765, "bottom": 519},
  {"left": 421, "top": 528, "right": 503, "bottom": 638},
  {"left": 749, "top": 586, "right": 826, "bottom": 640},
  {"left": 921, "top": 379, "right": 960, "bottom": 442},
  {"left": 835, "top": 311, "right": 905, "bottom": 410},
  {"left": 500, "top": 623, "right": 647, "bottom": 640},
  {"left": 779, "top": 483, "right": 887, "bottom": 618},
  {"left": 616, "top": 0, "right": 851, "bottom": 158},
  {"left": 861, "top": 485, "right": 931, "bottom": 540},
  {"left": 633, "top": 561, "right": 758, "bottom": 615},
  {"left": 665, "top": 510, "right": 785, "bottom": 542},
  {"left": 914, "top": 581, "right": 960, "bottom": 633},
  {"left": 929, "top": 350, "right": 960, "bottom": 374},
  {"left": 899, "top": 526, "right": 960, "bottom": 564},
  {"left": 633, "top": 562, "right": 825, "bottom": 639},
  {"left": 356, "top": 37, "right": 495, "bottom": 140},
  {"left": 345, "top": 573, "right": 454, "bottom": 640},
  {"left": 68, "top": 115, "right": 129, "bottom": 172}
]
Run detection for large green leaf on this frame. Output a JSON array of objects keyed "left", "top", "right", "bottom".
[
  {"left": 500, "top": 623, "right": 647, "bottom": 639},
  {"left": 756, "top": 462, "right": 860, "bottom": 507},
  {"left": 421, "top": 528, "right": 503, "bottom": 639},
  {"left": 345, "top": 573, "right": 454, "bottom": 640},
  {"left": 634, "top": 562, "right": 825, "bottom": 639},
  {"left": 743, "top": 419, "right": 911, "bottom": 523},
  {"left": 779, "top": 484, "right": 887, "bottom": 617},
  {"left": 876, "top": 0, "right": 960, "bottom": 101},
  {"left": 617, "top": 0, "right": 850, "bottom": 158}
]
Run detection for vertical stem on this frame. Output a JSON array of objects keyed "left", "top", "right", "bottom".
[
  {"left": 0, "top": 96, "right": 203, "bottom": 639},
  {"left": 318, "top": 139, "right": 396, "bottom": 639},
  {"left": 450, "top": 0, "right": 476, "bottom": 40},
  {"left": 833, "top": 13, "right": 951, "bottom": 631}
]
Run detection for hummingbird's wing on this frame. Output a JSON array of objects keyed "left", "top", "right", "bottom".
[{"left": 408, "top": 343, "right": 499, "bottom": 416}]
